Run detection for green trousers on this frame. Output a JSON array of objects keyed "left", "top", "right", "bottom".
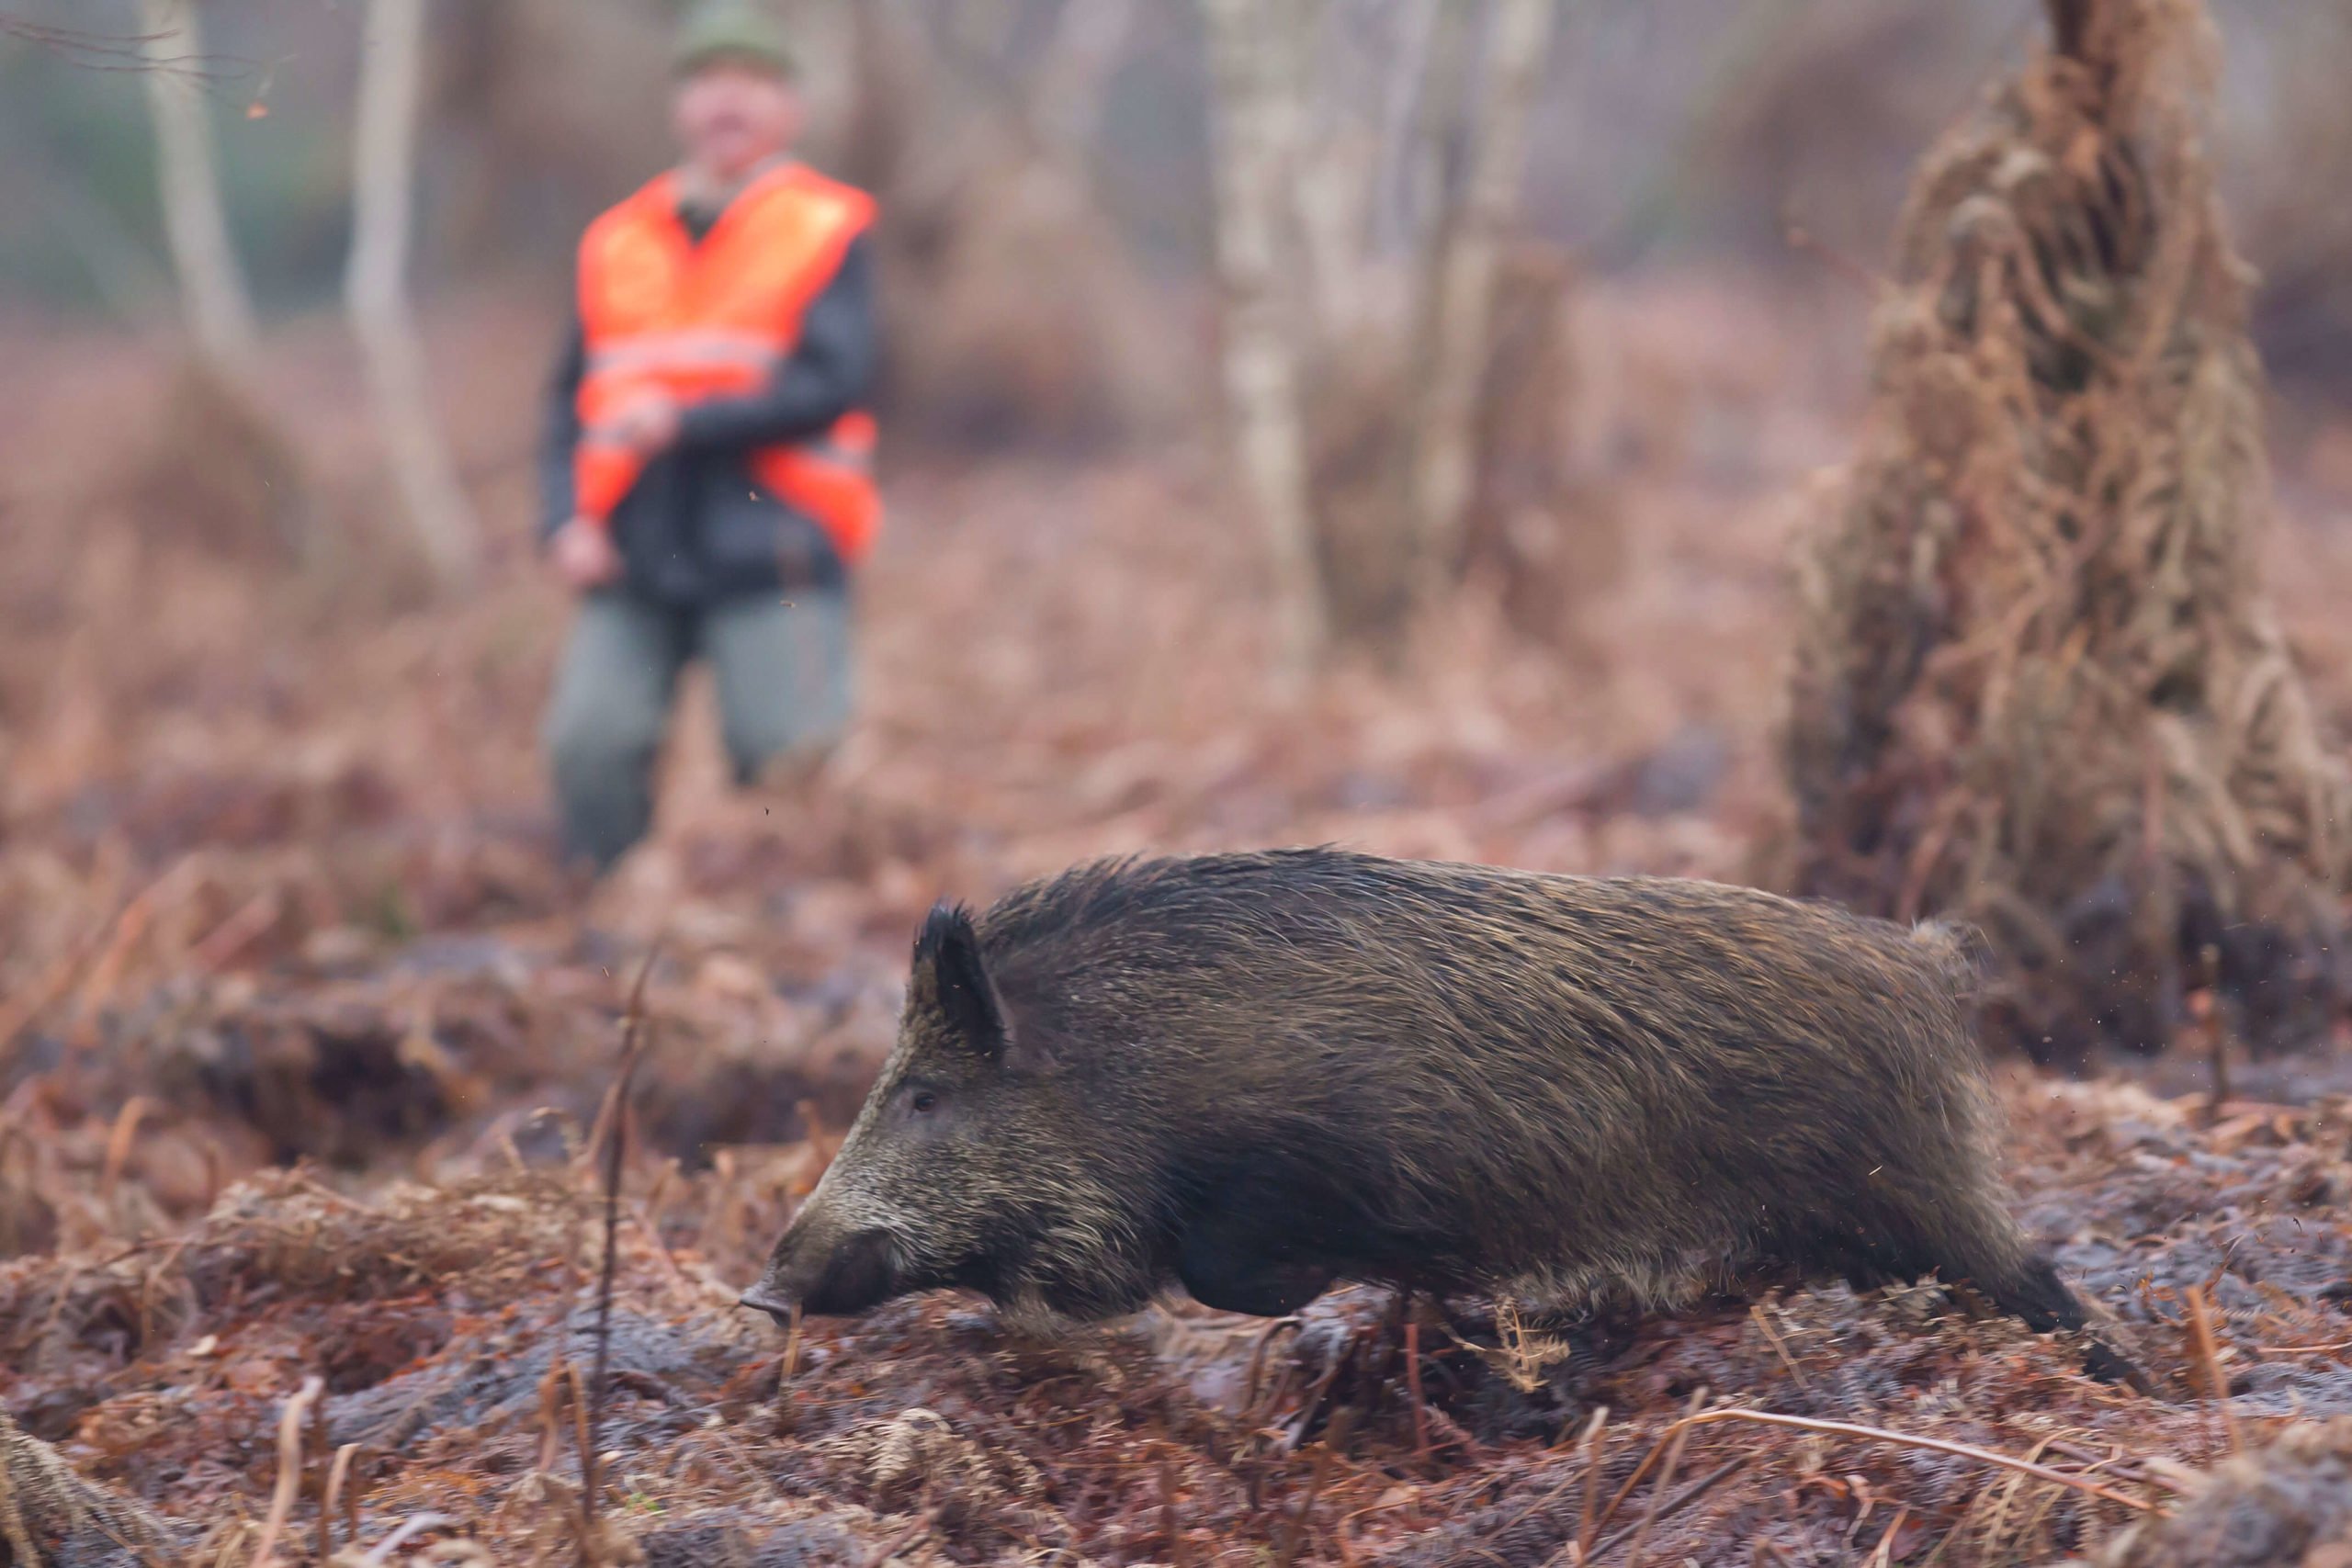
[{"left": 542, "top": 589, "right": 853, "bottom": 870}]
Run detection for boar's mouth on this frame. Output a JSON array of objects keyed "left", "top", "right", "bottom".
[{"left": 742, "top": 1227, "right": 902, "bottom": 1324}]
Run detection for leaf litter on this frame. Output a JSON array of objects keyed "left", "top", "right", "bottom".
[{"left": 5, "top": 77, "right": 2352, "bottom": 1568}]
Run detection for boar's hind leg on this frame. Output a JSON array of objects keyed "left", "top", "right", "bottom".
[
  {"left": 1977, "top": 1252, "right": 2149, "bottom": 1390},
  {"left": 1947, "top": 1241, "right": 2154, "bottom": 1392},
  {"left": 1976, "top": 1251, "right": 2086, "bottom": 1335}
]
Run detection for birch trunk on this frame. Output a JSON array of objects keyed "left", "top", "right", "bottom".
[
  {"left": 137, "top": 0, "right": 260, "bottom": 377},
  {"left": 346, "top": 0, "right": 481, "bottom": 588},
  {"left": 1407, "top": 0, "right": 1556, "bottom": 604},
  {"left": 1202, "top": 0, "right": 1328, "bottom": 676}
]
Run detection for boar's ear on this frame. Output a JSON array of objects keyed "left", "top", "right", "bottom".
[{"left": 913, "top": 901, "right": 1009, "bottom": 1062}]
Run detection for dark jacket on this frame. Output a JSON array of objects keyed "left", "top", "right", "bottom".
[{"left": 539, "top": 206, "right": 878, "bottom": 606}]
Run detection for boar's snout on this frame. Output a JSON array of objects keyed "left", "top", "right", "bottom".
[{"left": 743, "top": 1224, "right": 900, "bottom": 1324}]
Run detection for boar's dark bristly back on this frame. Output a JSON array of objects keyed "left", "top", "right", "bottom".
[{"left": 747, "top": 848, "right": 2137, "bottom": 1385}]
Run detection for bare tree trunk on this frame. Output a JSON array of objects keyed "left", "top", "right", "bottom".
[
  {"left": 1028, "top": 0, "right": 1136, "bottom": 154},
  {"left": 1283, "top": 2, "right": 1356, "bottom": 336},
  {"left": 1202, "top": 0, "right": 1329, "bottom": 677},
  {"left": 1406, "top": 0, "right": 1556, "bottom": 607},
  {"left": 346, "top": 0, "right": 482, "bottom": 588},
  {"left": 137, "top": 0, "right": 260, "bottom": 377},
  {"left": 1372, "top": 0, "right": 1442, "bottom": 256}
]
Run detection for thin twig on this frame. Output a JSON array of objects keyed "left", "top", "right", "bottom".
[
  {"left": 780, "top": 1303, "right": 806, "bottom": 1384},
  {"left": 1622, "top": 1387, "right": 1706, "bottom": 1568},
  {"left": 583, "top": 941, "right": 661, "bottom": 1560},
  {"left": 1245, "top": 1314, "right": 1302, "bottom": 1414},
  {"left": 0, "top": 858, "right": 193, "bottom": 1057},
  {"left": 564, "top": 1360, "right": 594, "bottom": 1539},
  {"left": 1577, "top": 1455, "right": 1746, "bottom": 1564},
  {"left": 1576, "top": 1404, "right": 1611, "bottom": 1561},
  {"left": 1866, "top": 1505, "right": 1912, "bottom": 1568},
  {"left": 1276, "top": 1416, "right": 1347, "bottom": 1568},
  {"left": 1750, "top": 1303, "right": 1810, "bottom": 1390},
  {"left": 1404, "top": 1309, "right": 1431, "bottom": 1470},
  {"left": 2199, "top": 943, "right": 2230, "bottom": 1127},
  {"left": 248, "top": 1376, "right": 325, "bottom": 1568}
]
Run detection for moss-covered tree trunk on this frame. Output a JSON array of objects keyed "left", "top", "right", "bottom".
[{"left": 1785, "top": 0, "right": 2350, "bottom": 1065}]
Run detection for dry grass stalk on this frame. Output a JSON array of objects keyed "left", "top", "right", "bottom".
[
  {"left": 249, "top": 1375, "right": 325, "bottom": 1568},
  {"left": 1784, "top": 0, "right": 2350, "bottom": 1064},
  {"left": 2183, "top": 1284, "right": 2242, "bottom": 1453},
  {"left": 323, "top": 1443, "right": 361, "bottom": 1562},
  {"left": 1573, "top": 1404, "right": 1611, "bottom": 1562}
]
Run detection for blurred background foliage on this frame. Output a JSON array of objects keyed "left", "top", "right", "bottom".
[{"left": 6, "top": 0, "right": 2350, "bottom": 418}]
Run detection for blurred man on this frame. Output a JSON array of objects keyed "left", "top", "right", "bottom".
[{"left": 538, "top": 1, "right": 879, "bottom": 872}]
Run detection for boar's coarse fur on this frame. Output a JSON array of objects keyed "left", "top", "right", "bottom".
[{"left": 748, "top": 850, "right": 2126, "bottom": 1375}]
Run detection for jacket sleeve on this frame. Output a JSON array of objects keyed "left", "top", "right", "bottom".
[
  {"left": 672, "top": 233, "right": 879, "bottom": 453},
  {"left": 538, "top": 297, "right": 587, "bottom": 541}
]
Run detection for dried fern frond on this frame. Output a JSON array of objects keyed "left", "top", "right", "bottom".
[{"left": 1785, "top": 0, "right": 2350, "bottom": 1064}]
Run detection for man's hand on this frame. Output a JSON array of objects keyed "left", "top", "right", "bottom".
[
  {"left": 599, "top": 389, "right": 683, "bottom": 456},
  {"left": 550, "top": 516, "right": 625, "bottom": 590}
]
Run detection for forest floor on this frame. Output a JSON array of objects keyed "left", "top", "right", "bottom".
[{"left": 7, "top": 275, "right": 2352, "bottom": 1565}]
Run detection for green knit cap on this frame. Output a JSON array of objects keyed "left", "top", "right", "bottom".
[{"left": 672, "top": 1, "right": 797, "bottom": 79}]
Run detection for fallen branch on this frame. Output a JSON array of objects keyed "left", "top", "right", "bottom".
[{"left": 1600, "top": 1408, "right": 2160, "bottom": 1521}]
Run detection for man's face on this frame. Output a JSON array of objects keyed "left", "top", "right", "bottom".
[{"left": 673, "top": 61, "right": 800, "bottom": 182}]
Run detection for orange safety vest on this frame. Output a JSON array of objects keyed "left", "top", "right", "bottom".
[{"left": 573, "top": 162, "right": 882, "bottom": 567}]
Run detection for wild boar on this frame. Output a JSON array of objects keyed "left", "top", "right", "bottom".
[{"left": 743, "top": 849, "right": 2131, "bottom": 1380}]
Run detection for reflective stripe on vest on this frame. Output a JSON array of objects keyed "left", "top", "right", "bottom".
[{"left": 572, "top": 163, "right": 882, "bottom": 566}]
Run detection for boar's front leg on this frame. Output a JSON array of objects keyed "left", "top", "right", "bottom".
[{"left": 1173, "top": 1183, "right": 1338, "bottom": 1316}]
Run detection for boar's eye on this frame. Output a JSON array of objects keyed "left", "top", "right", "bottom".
[{"left": 910, "top": 1089, "right": 938, "bottom": 1114}]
